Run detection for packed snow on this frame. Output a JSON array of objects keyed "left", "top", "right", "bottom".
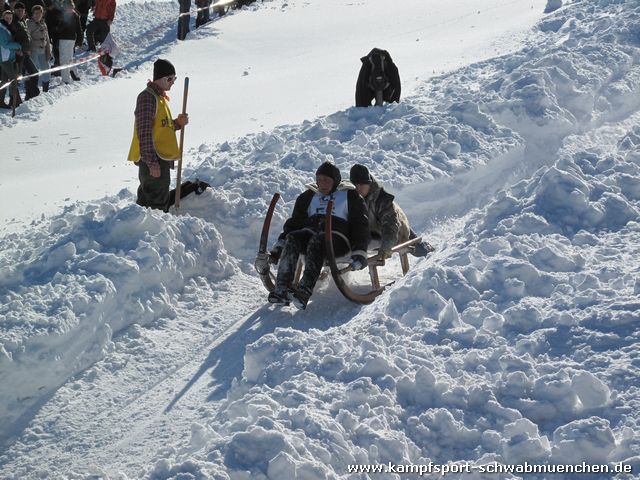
[{"left": 1, "top": 0, "right": 640, "bottom": 479}]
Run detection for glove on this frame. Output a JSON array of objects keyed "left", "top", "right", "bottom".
[
  {"left": 350, "top": 254, "right": 367, "bottom": 271},
  {"left": 254, "top": 252, "right": 270, "bottom": 275},
  {"left": 269, "top": 239, "right": 286, "bottom": 265},
  {"left": 377, "top": 248, "right": 393, "bottom": 260}
]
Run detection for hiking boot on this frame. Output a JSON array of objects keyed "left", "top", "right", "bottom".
[
  {"left": 268, "top": 288, "right": 290, "bottom": 306},
  {"left": 411, "top": 241, "right": 435, "bottom": 257},
  {"left": 71, "top": 71, "right": 81, "bottom": 81},
  {"left": 42, "top": 81, "right": 49, "bottom": 93},
  {"left": 288, "top": 286, "right": 312, "bottom": 310}
]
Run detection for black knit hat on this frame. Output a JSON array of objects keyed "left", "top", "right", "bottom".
[
  {"left": 350, "top": 164, "right": 372, "bottom": 185},
  {"left": 153, "top": 59, "right": 176, "bottom": 81},
  {"left": 315, "top": 162, "right": 341, "bottom": 192},
  {"left": 14, "top": 1, "right": 25, "bottom": 8}
]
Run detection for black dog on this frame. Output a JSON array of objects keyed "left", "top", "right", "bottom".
[{"left": 355, "top": 48, "right": 401, "bottom": 107}]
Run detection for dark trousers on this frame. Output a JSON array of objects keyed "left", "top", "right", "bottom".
[
  {"left": 0, "top": 60, "right": 20, "bottom": 105},
  {"left": 276, "top": 229, "right": 349, "bottom": 293},
  {"left": 51, "top": 37, "right": 60, "bottom": 67},
  {"left": 79, "top": 12, "right": 89, "bottom": 44},
  {"left": 136, "top": 160, "right": 171, "bottom": 210},
  {"left": 195, "top": 0, "right": 211, "bottom": 28},
  {"left": 86, "top": 18, "right": 110, "bottom": 50},
  {"left": 177, "top": 0, "right": 191, "bottom": 40},
  {"left": 19, "top": 55, "right": 40, "bottom": 99}
]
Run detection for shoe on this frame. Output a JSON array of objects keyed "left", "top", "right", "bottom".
[
  {"left": 42, "top": 81, "right": 49, "bottom": 93},
  {"left": 71, "top": 71, "right": 81, "bottom": 81},
  {"left": 411, "top": 241, "right": 435, "bottom": 257},
  {"left": 0, "top": 101, "right": 10, "bottom": 109},
  {"left": 288, "top": 286, "right": 312, "bottom": 310},
  {"left": 268, "top": 288, "right": 290, "bottom": 306}
]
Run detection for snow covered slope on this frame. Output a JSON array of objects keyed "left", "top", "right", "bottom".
[
  {"left": 0, "top": 0, "right": 544, "bottom": 233},
  {"left": 1, "top": 0, "right": 640, "bottom": 478}
]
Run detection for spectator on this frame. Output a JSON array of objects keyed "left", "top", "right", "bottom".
[
  {"left": 127, "top": 59, "right": 189, "bottom": 210},
  {"left": 27, "top": 4, "right": 51, "bottom": 91},
  {"left": 74, "top": 0, "right": 90, "bottom": 45},
  {"left": 0, "top": 8, "right": 21, "bottom": 108},
  {"left": 12, "top": 1, "right": 40, "bottom": 99},
  {"left": 177, "top": 0, "right": 189, "bottom": 40},
  {"left": 45, "top": 0, "right": 62, "bottom": 70},
  {"left": 56, "top": 0, "right": 81, "bottom": 83},
  {"left": 194, "top": 0, "right": 209, "bottom": 28},
  {"left": 85, "top": 0, "right": 113, "bottom": 51}
]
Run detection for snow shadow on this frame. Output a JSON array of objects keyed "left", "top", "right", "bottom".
[{"left": 165, "top": 292, "right": 358, "bottom": 411}]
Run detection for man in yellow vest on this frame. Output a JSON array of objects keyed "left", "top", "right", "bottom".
[{"left": 128, "top": 59, "right": 188, "bottom": 210}]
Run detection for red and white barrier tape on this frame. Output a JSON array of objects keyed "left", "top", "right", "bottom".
[
  {"left": 178, "top": 0, "right": 240, "bottom": 18},
  {"left": 0, "top": 52, "right": 101, "bottom": 92}
]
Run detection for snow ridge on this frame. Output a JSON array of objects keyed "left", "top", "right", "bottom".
[{"left": 1, "top": 0, "right": 640, "bottom": 478}]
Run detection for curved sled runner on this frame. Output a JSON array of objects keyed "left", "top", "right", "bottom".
[
  {"left": 254, "top": 192, "right": 280, "bottom": 292},
  {"left": 255, "top": 193, "right": 423, "bottom": 304},
  {"left": 323, "top": 200, "right": 422, "bottom": 304}
]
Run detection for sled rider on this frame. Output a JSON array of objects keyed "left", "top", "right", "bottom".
[
  {"left": 265, "top": 162, "right": 370, "bottom": 310},
  {"left": 349, "top": 164, "right": 434, "bottom": 259},
  {"left": 128, "top": 59, "right": 188, "bottom": 210}
]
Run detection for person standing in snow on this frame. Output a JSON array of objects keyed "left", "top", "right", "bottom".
[
  {"left": 12, "top": 1, "right": 40, "bottom": 99},
  {"left": 74, "top": 0, "right": 90, "bottom": 46},
  {"left": 45, "top": 0, "right": 62, "bottom": 70},
  {"left": 127, "top": 59, "right": 188, "bottom": 210},
  {"left": 0, "top": 8, "right": 21, "bottom": 108},
  {"left": 266, "top": 162, "right": 370, "bottom": 310},
  {"left": 349, "top": 164, "right": 434, "bottom": 259},
  {"left": 56, "top": 0, "right": 81, "bottom": 83},
  {"left": 27, "top": 4, "right": 51, "bottom": 92},
  {"left": 194, "top": 0, "right": 210, "bottom": 29},
  {"left": 177, "top": 0, "right": 189, "bottom": 40},
  {"left": 85, "top": 0, "right": 113, "bottom": 51}
]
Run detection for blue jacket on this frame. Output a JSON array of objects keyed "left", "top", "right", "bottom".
[{"left": 0, "top": 21, "right": 20, "bottom": 62}]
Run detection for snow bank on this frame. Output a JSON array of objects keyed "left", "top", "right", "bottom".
[
  {"left": 0, "top": 192, "right": 236, "bottom": 439},
  {"left": 144, "top": 1, "right": 640, "bottom": 477},
  {"left": 182, "top": 89, "right": 522, "bottom": 263}
]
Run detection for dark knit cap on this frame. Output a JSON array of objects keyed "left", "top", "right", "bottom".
[
  {"left": 153, "top": 59, "right": 176, "bottom": 81},
  {"left": 350, "top": 164, "right": 372, "bottom": 185},
  {"left": 14, "top": 1, "right": 25, "bottom": 8},
  {"left": 315, "top": 162, "right": 341, "bottom": 191}
]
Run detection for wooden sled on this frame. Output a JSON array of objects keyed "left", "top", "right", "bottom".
[{"left": 255, "top": 193, "right": 423, "bottom": 304}]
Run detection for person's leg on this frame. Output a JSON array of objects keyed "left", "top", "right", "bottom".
[
  {"left": 177, "top": 0, "right": 191, "bottom": 40},
  {"left": 274, "top": 229, "right": 313, "bottom": 292},
  {"left": 0, "top": 61, "right": 12, "bottom": 107},
  {"left": 85, "top": 21, "right": 96, "bottom": 50},
  {"left": 59, "top": 39, "right": 73, "bottom": 83},
  {"left": 23, "top": 55, "right": 40, "bottom": 99},
  {"left": 79, "top": 13, "right": 88, "bottom": 44},
  {"left": 32, "top": 53, "right": 50, "bottom": 88},
  {"left": 136, "top": 160, "right": 171, "bottom": 210},
  {"left": 298, "top": 232, "right": 326, "bottom": 293},
  {"left": 1, "top": 61, "right": 21, "bottom": 107},
  {"left": 95, "top": 19, "right": 110, "bottom": 45}
]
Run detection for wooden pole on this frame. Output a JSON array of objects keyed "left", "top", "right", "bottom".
[{"left": 174, "top": 76, "right": 189, "bottom": 209}]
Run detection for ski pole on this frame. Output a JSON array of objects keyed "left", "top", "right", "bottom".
[{"left": 175, "top": 76, "right": 189, "bottom": 209}]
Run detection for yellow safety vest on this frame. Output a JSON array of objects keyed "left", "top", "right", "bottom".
[{"left": 127, "top": 87, "right": 180, "bottom": 162}]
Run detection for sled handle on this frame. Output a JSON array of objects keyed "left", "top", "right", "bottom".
[{"left": 175, "top": 76, "right": 189, "bottom": 209}]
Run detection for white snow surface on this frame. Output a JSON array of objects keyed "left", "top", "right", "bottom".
[{"left": 1, "top": 0, "right": 640, "bottom": 478}]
